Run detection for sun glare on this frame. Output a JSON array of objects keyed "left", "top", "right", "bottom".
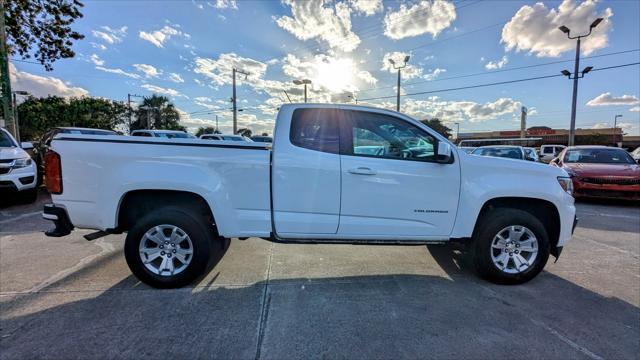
[{"left": 314, "top": 58, "right": 356, "bottom": 93}]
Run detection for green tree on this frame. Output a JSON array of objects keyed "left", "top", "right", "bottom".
[
  {"left": 237, "top": 128, "right": 252, "bottom": 137},
  {"left": 132, "top": 94, "right": 184, "bottom": 131},
  {"left": 420, "top": 118, "right": 452, "bottom": 138},
  {"left": 15, "top": 95, "right": 127, "bottom": 140},
  {"left": 4, "top": 0, "right": 85, "bottom": 71},
  {"left": 1, "top": 0, "right": 85, "bottom": 139},
  {"left": 196, "top": 126, "right": 214, "bottom": 137}
]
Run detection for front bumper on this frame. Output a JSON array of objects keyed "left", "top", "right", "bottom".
[
  {"left": 0, "top": 162, "right": 37, "bottom": 192},
  {"left": 572, "top": 179, "right": 640, "bottom": 200},
  {"left": 43, "top": 203, "right": 75, "bottom": 237}
]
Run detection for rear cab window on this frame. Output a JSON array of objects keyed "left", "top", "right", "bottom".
[{"left": 290, "top": 108, "right": 340, "bottom": 154}]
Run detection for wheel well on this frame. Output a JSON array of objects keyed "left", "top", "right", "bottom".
[
  {"left": 474, "top": 197, "right": 561, "bottom": 256},
  {"left": 116, "top": 190, "right": 215, "bottom": 232}
]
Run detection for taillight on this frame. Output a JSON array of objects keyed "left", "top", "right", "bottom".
[{"left": 44, "top": 150, "right": 63, "bottom": 194}]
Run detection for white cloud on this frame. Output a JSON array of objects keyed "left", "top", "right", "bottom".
[
  {"left": 89, "top": 54, "right": 104, "bottom": 66},
  {"left": 381, "top": 52, "right": 423, "bottom": 80},
  {"left": 591, "top": 122, "right": 609, "bottom": 129},
  {"left": 90, "top": 42, "right": 107, "bottom": 51},
  {"left": 209, "top": 0, "right": 238, "bottom": 10},
  {"left": 357, "top": 70, "right": 378, "bottom": 85},
  {"left": 133, "top": 64, "right": 162, "bottom": 78},
  {"left": 485, "top": 55, "right": 508, "bottom": 70},
  {"left": 141, "top": 84, "right": 182, "bottom": 98},
  {"left": 9, "top": 64, "right": 88, "bottom": 98},
  {"left": 378, "top": 96, "right": 522, "bottom": 123},
  {"left": 501, "top": 0, "right": 613, "bottom": 58},
  {"left": 168, "top": 73, "right": 185, "bottom": 83},
  {"left": 586, "top": 92, "right": 639, "bottom": 107},
  {"left": 424, "top": 68, "right": 446, "bottom": 81},
  {"left": 139, "top": 25, "right": 190, "bottom": 48},
  {"left": 91, "top": 26, "right": 127, "bottom": 44},
  {"left": 383, "top": 0, "right": 457, "bottom": 40},
  {"left": 349, "top": 0, "right": 382, "bottom": 16},
  {"left": 193, "top": 53, "right": 268, "bottom": 86},
  {"left": 95, "top": 66, "right": 141, "bottom": 79},
  {"left": 630, "top": 106, "right": 640, "bottom": 112},
  {"left": 276, "top": 0, "right": 361, "bottom": 52}
]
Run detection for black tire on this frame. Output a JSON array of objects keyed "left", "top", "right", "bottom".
[
  {"left": 19, "top": 187, "right": 38, "bottom": 204},
  {"left": 472, "top": 208, "right": 550, "bottom": 285},
  {"left": 124, "top": 207, "right": 224, "bottom": 288}
]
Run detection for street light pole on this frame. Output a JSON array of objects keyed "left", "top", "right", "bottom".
[
  {"left": 388, "top": 55, "right": 410, "bottom": 112},
  {"left": 293, "top": 79, "right": 312, "bottom": 103},
  {"left": 613, "top": 114, "right": 622, "bottom": 146},
  {"left": 558, "top": 18, "right": 603, "bottom": 146},
  {"left": 454, "top": 122, "right": 460, "bottom": 142}
]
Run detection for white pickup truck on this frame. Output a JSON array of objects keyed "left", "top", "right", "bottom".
[{"left": 42, "top": 104, "right": 577, "bottom": 288}]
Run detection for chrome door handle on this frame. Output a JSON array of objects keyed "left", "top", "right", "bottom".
[{"left": 348, "top": 167, "right": 376, "bottom": 175}]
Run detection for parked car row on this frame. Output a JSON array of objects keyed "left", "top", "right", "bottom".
[{"left": 464, "top": 143, "right": 639, "bottom": 201}]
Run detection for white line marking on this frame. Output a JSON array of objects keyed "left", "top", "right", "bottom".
[
  {"left": 577, "top": 211, "right": 640, "bottom": 220},
  {"left": 22, "top": 238, "right": 116, "bottom": 294},
  {"left": 530, "top": 318, "right": 603, "bottom": 360},
  {"left": 0, "top": 211, "right": 42, "bottom": 225}
]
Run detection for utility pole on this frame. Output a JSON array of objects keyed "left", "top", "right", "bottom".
[
  {"left": 520, "top": 106, "right": 528, "bottom": 138},
  {"left": 613, "top": 114, "right": 622, "bottom": 146},
  {"left": 454, "top": 122, "right": 460, "bottom": 142},
  {"left": 388, "top": 55, "right": 410, "bottom": 112},
  {"left": 215, "top": 115, "right": 219, "bottom": 133},
  {"left": 558, "top": 18, "right": 603, "bottom": 146},
  {"left": 0, "top": 0, "right": 15, "bottom": 136},
  {"left": 232, "top": 68, "right": 249, "bottom": 134}
]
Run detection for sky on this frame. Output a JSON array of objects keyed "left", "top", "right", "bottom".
[{"left": 9, "top": 0, "right": 640, "bottom": 136}]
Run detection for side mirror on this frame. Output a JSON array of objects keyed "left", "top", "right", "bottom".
[
  {"left": 436, "top": 141, "right": 453, "bottom": 163},
  {"left": 21, "top": 142, "right": 34, "bottom": 150}
]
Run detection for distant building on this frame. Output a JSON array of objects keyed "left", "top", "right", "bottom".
[{"left": 458, "top": 126, "right": 624, "bottom": 146}]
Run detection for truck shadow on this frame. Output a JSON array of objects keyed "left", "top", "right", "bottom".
[{"left": 1, "top": 244, "right": 638, "bottom": 359}]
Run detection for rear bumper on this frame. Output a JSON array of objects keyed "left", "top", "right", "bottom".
[{"left": 43, "top": 203, "right": 74, "bottom": 237}]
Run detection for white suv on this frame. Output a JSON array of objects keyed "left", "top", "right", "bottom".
[
  {"left": 539, "top": 145, "right": 566, "bottom": 164},
  {"left": 0, "top": 128, "right": 38, "bottom": 203}
]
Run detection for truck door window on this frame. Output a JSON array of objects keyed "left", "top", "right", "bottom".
[
  {"left": 290, "top": 108, "right": 339, "bottom": 154},
  {"left": 345, "top": 112, "right": 436, "bottom": 162}
]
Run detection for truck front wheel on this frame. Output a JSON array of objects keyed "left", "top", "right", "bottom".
[
  {"left": 472, "top": 208, "right": 550, "bottom": 285},
  {"left": 124, "top": 207, "right": 222, "bottom": 288}
]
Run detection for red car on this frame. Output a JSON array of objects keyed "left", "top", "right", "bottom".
[{"left": 551, "top": 146, "right": 640, "bottom": 200}]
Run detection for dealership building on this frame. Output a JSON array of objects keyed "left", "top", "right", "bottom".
[{"left": 457, "top": 126, "right": 631, "bottom": 147}]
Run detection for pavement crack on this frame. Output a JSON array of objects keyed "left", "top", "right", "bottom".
[{"left": 254, "top": 243, "right": 274, "bottom": 360}]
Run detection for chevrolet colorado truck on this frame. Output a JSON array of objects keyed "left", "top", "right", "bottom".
[{"left": 42, "top": 104, "right": 577, "bottom": 288}]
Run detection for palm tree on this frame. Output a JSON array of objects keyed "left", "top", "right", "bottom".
[{"left": 132, "top": 95, "right": 185, "bottom": 131}]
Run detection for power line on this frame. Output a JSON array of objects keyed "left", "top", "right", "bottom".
[
  {"left": 358, "top": 62, "right": 640, "bottom": 102},
  {"left": 358, "top": 48, "right": 640, "bottom": 94}
]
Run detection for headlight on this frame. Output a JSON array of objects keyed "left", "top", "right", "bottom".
[
  {"left": 557, "top": 176, "right": 573, "bottom": 196},
  {"left": 13, "top": 158, "right": 32, "bottom": 169}
]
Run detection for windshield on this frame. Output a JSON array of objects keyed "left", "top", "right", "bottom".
[
  {"left": 564, "top": 148, "right": 635, "bottom": 164},
  {"left": 472, "top": 147, "right": 523, "bottom": 159},
  {"left": 61, "top": 129, "right": 115, "bottom": 135},
  {"left": 0, "top": 129, "right": 17, "bottom": 148}
]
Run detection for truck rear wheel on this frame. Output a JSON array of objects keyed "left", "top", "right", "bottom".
[
  {"left": 124, "top": 207, "right": 223, "bottom": 288},
  {"left": 472, "top": 208, "right": 550, "bottom": 285}
]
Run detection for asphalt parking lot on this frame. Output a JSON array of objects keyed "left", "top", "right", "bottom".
[{"left": 0, "top": 192, "right": 638, "bottom": 359}]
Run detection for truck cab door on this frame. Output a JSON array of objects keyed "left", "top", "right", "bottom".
[
  {"left": 272, "top": 108, "right": 341, "bottom": 236},
  {"left": 338, "top": 110, "right": 461, "bottom": 238}
]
